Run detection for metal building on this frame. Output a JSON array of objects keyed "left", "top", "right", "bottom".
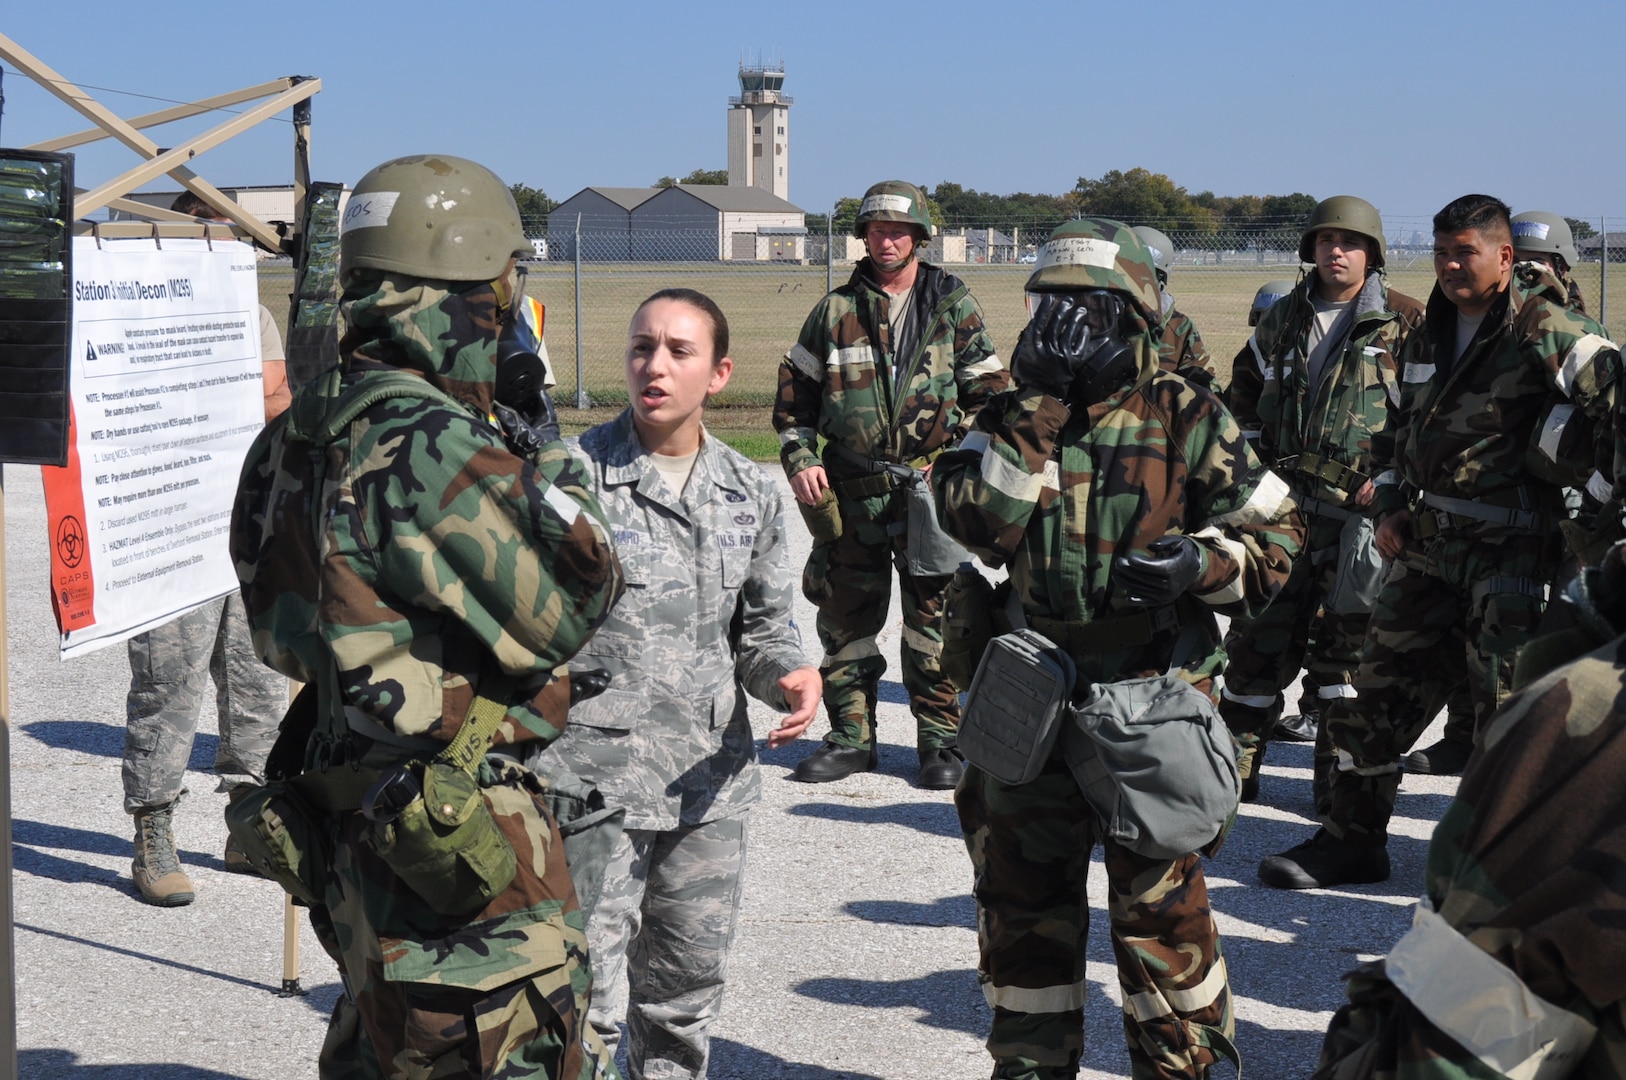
[{"left": 632, "top": 184, "right": 805, "bottom": 261}]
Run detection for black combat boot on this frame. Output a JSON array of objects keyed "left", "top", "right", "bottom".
[
  {"left": 791, "top": 740, "right": 877, "bottom": 783},
  {"left": 1258, "top": 828, "right": 1389, "bottom": 890},
  {"left": 917, "top": 747, "right": 964, "bottom": 790}
]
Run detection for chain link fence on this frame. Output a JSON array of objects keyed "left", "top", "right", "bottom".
[{"left": 259, "top": 213, "right": 1626, "bottom": 412}]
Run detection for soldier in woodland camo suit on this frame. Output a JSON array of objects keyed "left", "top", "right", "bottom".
[
  {"left": 231, "top": 155, "right": 623, "bottom": 1079},
  {"left": 933, "top": 218, "right": 1303, "bottom": 1080},
  {"left": 534, "top": 288, "right": 820, "bottom": 1080},
  {"left": 1220, "top": 196, "right": 1422, "bottom": 806},
  {"left": 774, "top": 180, "right": 1008, "bottom": 789},
  {"left": 1260, "top": 194, "right": 1624, "bottom": 893},
  {"left": 1313, "top": 541, "right": 1626, "bottom": 1080},
  {"left": 1131, "top": 225, "right": 1219, "bottom": 389}
]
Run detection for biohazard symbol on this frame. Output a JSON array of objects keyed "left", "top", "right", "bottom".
[{"left": 55, "top": 515, "right": 86, "bottom": 569}]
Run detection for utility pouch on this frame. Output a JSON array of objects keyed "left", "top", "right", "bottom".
[
  {"left": 1061, "top": 674, "right": 1240, "bottom": 861},
  {"left": 904, "top": 475, "right": 970, "bottom": 576},
  {"left": 795, "top": 486, "right": 844, "bottom": 544},
  {"left": 1324, "top": 511, "right": 1386, "bottom": 615},
  {"left": 940, "top": 563, "right": 995, "bottom": 691},
  {"left": 362, "top": 761, "right": 518, "bottom": 918},
  {"left": 959, "top": 629, "right": 1077, "bottom": 785},
  {"left": 223, "top": 781, "right": 329, "bottom": 906},
  {"left": 536, "top": 767, "right": 627, "bottom": 916}
]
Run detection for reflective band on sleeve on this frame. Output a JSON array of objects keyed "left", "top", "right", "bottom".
[
  {"left": 833, "top": 344, "right": 872, "bottom": 368},
  {"left": 961, "top": 355, "right": 1005, "bottom": 377},
  {"left": 1588, "top": 468, "right": 1614, "bottom": 504},
  {"left": 961, "top": 430, "right": 992, "bottom": 456},
  {"left": 1536, "top": 403, "right": 1576, "bottom": 463},
  {"left": 824, "top": 636, "right": 881, "bottom": 665},
  {"left": 1220, "top": 685, "right": 1277, "bottom": 709},
  {"left": 901, "top": 624, "right": 943, "bottom": 658},
  {"left": 1386, "top": 377, "right": 1402, "bottom": 407},
  {"left": 1037, "top": 236, "right": 1119, "bottom": 270},
  {"left": 1190, "top": 527, "right": 1247, "bottom": 606},
  {"left": 1204, "top": 469, "right": 1292, "bottom": 529},
  {"left": 1249, "top": 335, "right": 1270, "bottom": 377},
  {"left": 1556, "top": 334, "right": 1612, "bottom": 396},
  {"left": 1387, "top": 902, "right": 1597, "bottom": 1080},
  {"left": 542, "top": 484, "right": 583, "bottom": 527},
  {"left": 1317, "top": 683, "right": 1357, "bottom": 700},
  {"left": 780, "top": 426, "right": 816, "bottom": 447},
  {"left": 1403, "top": 362, "right": 1436, "bottom": 383},
  {"left": 970, "top": 432, "right": 1043, "bottom": 503},
  {"left": 787, "top": 342, "right": 822, "bottom": 381}
]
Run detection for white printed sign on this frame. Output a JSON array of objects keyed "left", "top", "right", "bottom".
[{"left": 45, "top": 237, "right": 265, "bottom": 658}]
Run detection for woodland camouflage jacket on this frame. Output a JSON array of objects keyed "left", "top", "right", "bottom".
[
  {"left": 933, "top": 327, "right": 1303, "bottom": 692},
  {"left": 1374, "top": 263, "right": 1623, "bottom": 519},
  {"left": 773, "top": 258, "right": 1007, "bottom": 478},
  {"left": 1227, "top": 272, "right": 1422, "bottom": 508},
  {"left": 231, "top": 274, "right": 623, "bottom": 753}
]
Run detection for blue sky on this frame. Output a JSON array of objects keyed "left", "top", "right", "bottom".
[{"left": 5, "top": 0, "right": 1623, "bottom": 224}]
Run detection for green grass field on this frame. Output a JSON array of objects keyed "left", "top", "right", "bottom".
[{"left": 259, "top": 257, "right": 1626, "bottom": 457}]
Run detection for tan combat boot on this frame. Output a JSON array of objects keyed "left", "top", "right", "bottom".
[{"left": 132, "top": 803, "right": 195, "bottom": 906}]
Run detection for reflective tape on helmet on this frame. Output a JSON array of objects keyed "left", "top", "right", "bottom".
[
  {"left": 1037, "top": 236, "right": 1120, "bottom": 271},
  {"left": 1513, "top": 220, "right": 1552, "bottom": 241},
  {"left": 1387, "top": 902, "right": 1597, "bottom": 1080},
  {"left": 860, "top": 193, "right": 912, "bottom": 216},
  {"left": 340, "top": 192, "right": 401, "bottom": 234}
]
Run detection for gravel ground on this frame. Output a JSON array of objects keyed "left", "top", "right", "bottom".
[{"left": 3, "top": 460, "right": 1460, "bottom": 1079}]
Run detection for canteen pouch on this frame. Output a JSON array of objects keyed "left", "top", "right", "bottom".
[
  {"left": 1061, "top": 673, "right": 1240, "bottom": 860},
  {"left": 904, "top": 476, "right": 971, "bottom": 576},
  {"left": 364, "top": 761, "right": 518, "bottom": 918},
  {"left": 940, "top": 565, "right": 995, "bottom": 691},
  {"left": 959, "top": 629, "right": 1077, "bottom": 785},
  {"left": 796, "top": 486, "right": 844, "bottom": 543},
  {"left": 223, "top": 781, "right": 329, "bottom": 907},
  {"left": 1325, "top": 511, "right": 1386, "bottom": 615}
]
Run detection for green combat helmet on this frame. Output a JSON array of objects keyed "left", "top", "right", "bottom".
[
  {"left": 1298, "top": 195, "right": 1386, "bottom": 270},
  {"left": 853, "top": 180, "right": 934, "bottom": 240},
  {"left": 1512, "top": 210, "right": 1580, "bottom": 270},
  {"left": 341, "top": 154, "right": 530, "bottom": 281},
  {"left": 1250, "top": 279, "right": 1296, "bottom": 326},
  {"left": 1132, "top": 225, "right": 1176, "bottom": 286},
  {"left": 1025, "top": 217, "right": 1162, "bottom": 325}
]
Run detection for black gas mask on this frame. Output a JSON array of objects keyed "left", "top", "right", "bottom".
[
  {"left": 1010, "top": 291, "right": 1139, "bottom": 407},
  {"left": 491, "top": 266, "right": 560, "bottom": 454}
]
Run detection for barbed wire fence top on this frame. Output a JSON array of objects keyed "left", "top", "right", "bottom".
[{"left": 259, "top": 213, "right": 1622, "bottom": 414}]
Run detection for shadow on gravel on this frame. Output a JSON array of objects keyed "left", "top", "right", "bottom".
[
  {"left": 16, "top": 923, "right": 270, "bottom": 992},
  {"left": 793, "top": 967, "right": 985, "bottom": 1036},
  {"left": 23, "top": 720, "right": 221, "bottom": 773},
  {"left": 785, "top": 800, "right": 960, "bottom": 838},
  {"left": 21, "top": 1049, "right": 244, "bottom": 1078},
  {"left": 844, "top": 894, "right": 974, "bottom": 928},
  {"left": 12, "top": 818, "right": 227, "bottom": 886},
  {"left": 707, "top": 1038, "right": 889, "bottom": 1079}
]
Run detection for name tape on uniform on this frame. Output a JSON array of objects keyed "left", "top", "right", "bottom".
[
  {"left": 860, "top": 193, "right": 912, "bottom": 216},
  {"left": 341, "top": 192, "right": 401, "bottom": 234},
  {"left": 1037, "top": 237, "right": 1120, "bottom": 271}
]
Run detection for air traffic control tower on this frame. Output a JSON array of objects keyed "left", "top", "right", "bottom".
[{"left": 727, "top": 61, "right": 791, "bottom": 200}]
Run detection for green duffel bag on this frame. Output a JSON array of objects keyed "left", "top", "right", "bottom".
[{"left": 1061, "top": 673, "right": 1240, "bottom": 861}]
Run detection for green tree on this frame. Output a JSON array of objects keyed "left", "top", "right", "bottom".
[
  {"left": 1567, "top": 216, "right": 1598, "bottom": 241},
  {"left": 682, "top": 168, "right": 728, "bottom": 185},
  {"left": 654, "top": 176, "right": 678, "bottom": 188},
  {"left": 1071, "top": 168, "right": 1199, "bottom": 228},
  {"left": 509, "top": 183, "right": 557, "bottom": 231}
]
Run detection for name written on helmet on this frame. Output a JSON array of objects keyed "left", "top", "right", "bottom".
[
  {"left": 1036, "top": 237, "right": 1119, "bottom": 271},
  {"left": 341, "top": 192, "right": 402, "bottom": 234},
  {"left": 860, "top": 194, "right": 912, "bottom": 216},
  {"left": 1512, "top": 220, "right": 1551, "bottom": 241}
]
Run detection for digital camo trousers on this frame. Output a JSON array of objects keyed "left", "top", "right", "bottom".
[
  {"left": 801, "top": 503, "right": 960, "bottom": 751},
  {"left": 123, "top": 593, "right": 286, "bottom": 812},
  {"left": 1323, "top": 530, "right": 1553, "bottom": 847},
  {"left": 586, "top": 815, "right": 747, "bottom": 1080},
  {"left": 957, "top": 758, "right": 1236, "bottom": 1079}
]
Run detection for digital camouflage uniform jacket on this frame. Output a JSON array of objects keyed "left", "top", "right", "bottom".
[
  {"left": 1373, "top": 263, "right": 1622, "bottom": 521},
  {"left": 1227, "top": 272, "right": 1421, "bottom": 510},
  {"left": 933, "top": 330, "right": 1304, "bottom": 692},
  {"left": 542, "top": 411, "right": 810, "bottom": 831},
  {"left": 774, "top": 258, "right": 1006, "bottom": 489},
  {"left": 1159, "top": 294, "right": 1219, "bottom": 389}
]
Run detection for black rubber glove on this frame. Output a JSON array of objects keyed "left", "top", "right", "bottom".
[
  {"left": 1009, "top": 294, "right": 1094, "bottom": 401},
  {"left": 569, "top": 668, "right": 612, "bottom": 705},
  {"left": 1114, "top": 535, "right": 1205, "bottom": 607}
]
